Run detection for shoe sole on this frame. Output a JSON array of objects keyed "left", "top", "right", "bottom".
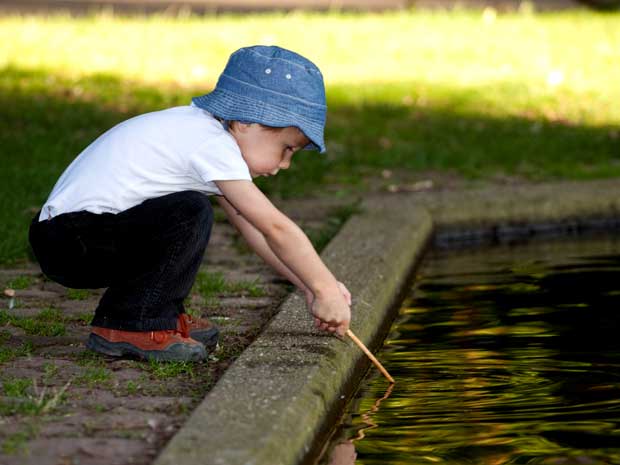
[
  {"left": 86, "top": 333, "right": 207, "bottom": 362},
  {"left": 190, "top": 327, "right": 219, "bottom": 352}
]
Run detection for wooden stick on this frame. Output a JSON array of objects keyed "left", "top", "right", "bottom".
[{"left": 346, "top": 329, "right": 395, "bottom": 384}]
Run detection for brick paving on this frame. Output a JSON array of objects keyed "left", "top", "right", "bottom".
[{"left": 0, "top": 196, "right": 352, "bottom": 465}]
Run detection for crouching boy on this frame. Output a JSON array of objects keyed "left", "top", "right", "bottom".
[{"left": 29, "top": 45, "right": 351, "bottom": 362}]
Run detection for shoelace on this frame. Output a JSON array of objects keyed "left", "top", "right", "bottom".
[
  {"left": 148, "top": 315, "right": 191, "bottom": 342},
  {"left": 177, "top": 314, "right": 191, "bottom": 338}
]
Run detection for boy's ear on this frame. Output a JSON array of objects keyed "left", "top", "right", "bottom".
[{"left": 232, "top": 121, "right": 253, "bottom": 133}]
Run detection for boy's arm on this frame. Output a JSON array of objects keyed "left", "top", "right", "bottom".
[
  {"left": 214, "top": 179, "right": 350, "bottom": 335},
  {"left": 216, "top": 195, "right": 309, "bottom": 294}
]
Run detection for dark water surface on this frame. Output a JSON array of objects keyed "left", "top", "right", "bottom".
[{"left": 322, "top": 236, "right": 620, "bottom": 465}]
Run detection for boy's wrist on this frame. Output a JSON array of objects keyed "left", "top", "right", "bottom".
[{"left": 312, "top": 282, "right": 340, "bottom": 300}]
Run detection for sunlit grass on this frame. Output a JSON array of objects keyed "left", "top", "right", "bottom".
[
  {"left": 0, "top": 9, "right": 618, "bottom": 108},
  {"left": 0, "top": 9, "right": 618, "bottom": 264}
]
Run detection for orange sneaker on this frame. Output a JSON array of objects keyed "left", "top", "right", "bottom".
[
  {"left": 178, "top": 314, "right": 219, "bottom": 352},
  {"left": 86, "top": 325, "right": 207, "bottom": 362}
]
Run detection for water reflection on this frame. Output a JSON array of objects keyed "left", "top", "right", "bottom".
[
  {"left": 327, "top": 385, "right": 395, "bottom": 465},
  {"left": 322, "top": 236, "right": 620, "bottom": 465}
]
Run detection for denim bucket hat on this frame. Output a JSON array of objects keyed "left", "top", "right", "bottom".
[{"left": 192, "top": 45, "right": 327, "bottom": 153}]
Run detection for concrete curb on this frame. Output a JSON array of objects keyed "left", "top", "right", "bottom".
[
  {"left": 154, "top": 179, "right": 620, "bottom": 465},
  {"left": 415, "top": 179, "right": 620, "bottom": 244}
]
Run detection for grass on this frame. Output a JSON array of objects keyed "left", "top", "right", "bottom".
[
  {"left": 2, "top": 377, "right": 33, "bottom": 397},
  {"left": 1, "top": 423, "right": 40, "bottom": 455},
  {"left": 0, "top": 377, "right": 70, "bottom": 416},
  {"left": 0, "top": 9, "right": 618, "bottom": 264},
  {"left": 0, "top": 308, "right": 66, "bottom": 337},
  {"left": 217, "top": 338, "right": 248, "bottom": 361},
  {"left": 66, "top": 289, "right": 91, "bottom": 300},
  {"left": 147, "top": 360, "right": 196, "bottom": 379},
  {"left": 307, "top": 203, "right": 362, "bottom": 252},
  {"left": 2, "top": 431, "right": 31, "bottom": 455},
  {"left": 0, "top": 342, "right": 33, "bottom": 365},
  {"left": 42, "top": 362, "right": 59, "bottom": 383},
  {"left": 74, "top": 367, "right": 111, "bottom": 387},
  {"left": 125, "top": 380, "right": 138, "bottom": 395},
  {"left": 67, "top": 311, "right": 94, "bottom": 325},
  {"left": 228, "top": 280, "right": 265, "bottom": 297},
  {"left": 74, "top": 350, "right": 107, "bottom": 367},
  {"left": 192, "top": 270, "right": 266, "bottom": 305},
  {"left": 0, "top": 330, "right": 10, "bottom": 344},
  {"left": 6, "top": 275, "right": 35, "bottom": 290}
]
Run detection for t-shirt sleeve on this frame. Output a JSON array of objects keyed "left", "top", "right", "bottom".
[{"left": 188, "top": 133, "right": 252, "bottom": 186}]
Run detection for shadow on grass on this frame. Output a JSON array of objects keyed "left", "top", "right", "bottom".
[{"left": 1, "top": 65, "right": 618, "bottom": 264}]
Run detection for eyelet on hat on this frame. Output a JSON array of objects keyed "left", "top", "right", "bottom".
[
  {"left": 265, "top": 68, "right": 272, "bottom": 74},
  {"left": 285, "top": 73, "right": 292, "bottom": 79}
]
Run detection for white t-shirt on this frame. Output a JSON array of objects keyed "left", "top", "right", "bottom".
[{"left": 39, "top": 105, "right": 251, "bottom": 221}]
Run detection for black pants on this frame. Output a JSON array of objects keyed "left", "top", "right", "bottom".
[{"left": 29, "top": 191, "right": 213, "bottom": 331}]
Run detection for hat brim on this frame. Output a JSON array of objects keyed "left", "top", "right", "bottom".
[{"left": 193, "top": 89, "right": 326, "bottom": 154}]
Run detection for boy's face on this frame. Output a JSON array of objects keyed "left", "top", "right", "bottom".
[{"left": 230, "top": 123, "right": 310, "bottom": 178}]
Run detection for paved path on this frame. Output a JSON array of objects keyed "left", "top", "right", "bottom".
[{"left": 0, "top": 195, "right": 354, "bottom": 465}]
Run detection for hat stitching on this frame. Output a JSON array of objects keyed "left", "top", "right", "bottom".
[
  {"left": 220, "top": 74, "right": 327, "bottom": 109},
  {"left": 207, "top": 88, "right": 325, "bottom": 123}
]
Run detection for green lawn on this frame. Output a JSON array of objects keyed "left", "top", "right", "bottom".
[{"left": 0, "top": 9, "right": 618, "bottom": 264}]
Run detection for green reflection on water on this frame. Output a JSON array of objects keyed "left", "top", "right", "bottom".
[{"left": 322, "top": 235, "right": 620, "bottom": 465}]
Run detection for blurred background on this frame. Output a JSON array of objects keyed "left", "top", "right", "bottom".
[{"left": 0, "top": 0, "right": 618, "bottom": 263}]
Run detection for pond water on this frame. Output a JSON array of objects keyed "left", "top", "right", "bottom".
[{"left": 321, "top": 235, "right": 620, "bottom": 465}]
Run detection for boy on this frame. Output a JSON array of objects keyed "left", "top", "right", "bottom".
[{"left": 29, "top": 45, "right": 351, "bottom": 362}]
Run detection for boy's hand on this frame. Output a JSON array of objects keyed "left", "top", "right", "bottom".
[
  {"left": 304, "top": 288, "right": 315, "bottom": 309},
  {"left": 337, "top": 281, "right": 352, "bottom": 306},
  {"left": 311, "top": 287, "right": 351, "bottom": 337},
  {"left": 306, "top": 281, "right": 350, "bottom": 308},
  {"left": 309, "top": 281, "right": 352, "bottom": 336}
]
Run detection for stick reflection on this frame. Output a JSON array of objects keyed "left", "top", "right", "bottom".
[{"left": 326, "top": 383, "right": 395, "bottom": 465}]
